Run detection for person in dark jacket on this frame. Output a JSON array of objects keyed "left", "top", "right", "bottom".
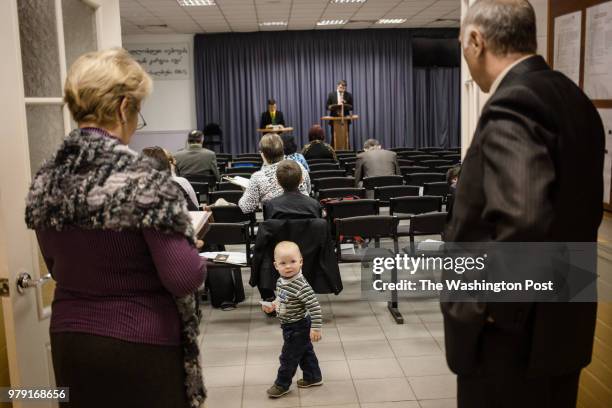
[
  {"left": 443, "top": 1, "right": 604, "bottom": 407},
  {"left": 260, "top": 98, "right": 286, "bottom": 129},
  {"left": 263, "top": 160, "right": 321, "bottom": 220},
  {"left": 302, "top": 125, "right": 337, "bottom": 161}
]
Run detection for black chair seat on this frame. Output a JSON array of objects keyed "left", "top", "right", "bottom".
[{"left": 362, "top": 175, "right": 404, "bottom": 190}]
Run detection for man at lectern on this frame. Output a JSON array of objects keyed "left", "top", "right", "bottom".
[
  {"left": 326, "top": 80, "right": 353, "bottom": 146},
  {"left": 259, "top": 98, "right": 285, "bottom": 129}
]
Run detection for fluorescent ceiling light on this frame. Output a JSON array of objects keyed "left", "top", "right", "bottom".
[
  {"left": 177, "top": 0, "right": 216, "bottom": 6},
  {"left": 259, "top": 21, "right": 288, "bottom": 26},
  {"left": 317, "top": 19, "right": 347, "bottom": 26},
  {"left": 331, "top": 0, "right": 367, "bottom": 3},
  {"left": 377, "top": 18, "right": 407, "bottom": 24}
]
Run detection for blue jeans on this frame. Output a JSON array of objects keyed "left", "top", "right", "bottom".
[{"left": 275, "top": 317, "right": 322, "bottom": 389}]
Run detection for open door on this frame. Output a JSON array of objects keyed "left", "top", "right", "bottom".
[{"left": 0, "top": 1, "right": 121, "bottom": 406}]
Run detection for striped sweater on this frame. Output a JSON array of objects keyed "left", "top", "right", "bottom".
[{"left": 275, "top": 272, "right": 322, "bottom": 330}]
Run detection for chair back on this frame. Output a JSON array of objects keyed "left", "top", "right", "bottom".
[
  {"left": 216, "top": 181, "right": 243, "bottom": 191},
  {"left": 389, "top": 196, "right": 442, "bottom": 216},
  {"left": 189, "top": 181, "right": 209, "bottom": 204},
  {"left": 310, "top": 169, "right": 346, "bottom": 180},
  {"left": 362, "top": 175, "right": 404, "bottom": 190},
  {"left": 423, "top": 181, "right": 449, "bottom": 198},
  {"left": 318, "top": 187, "right": 366, "bottom": 201},
  {"left": 232, "top": 159, "right": 262, "bottom": 165},
  {"left": 397, "top": 159, "right": 415, "bottom": 167},
  {"left": 421, "top": 159, "right": 453, "bottom": 169},
  {"left": 409, "top": 212, "right": 448, "bottom": 236},
  {"left": 202, "top": 222, "right": 251, "bottom": 263},
  {"left": 306, "top": 158, "right": 337, "bottom": 165},
  {"left": 409, "top": 154, "right": 439, "bottom": 162},
  {"left": 374, "top": 185, "right": 420, "bottom": 204},
  {"left": 226, "top": 167, "right": 258, "bottom": 175},
  {"left": 309, "top": 163, "right": 340, "bottom": 172},
  {"left": 185, "top": 174, "right": 217, "bottom": 190},
  {"left": 335, "top": 215, "right": 399, "bottom": 240},
  {"left": 442, "top": 154, "right": 461, "bottom": 163},
  {"left": 400, "top": 166, "right": 429, "bottom": 175},
  {"left": 325, "top": 199, "right": 380, "bottom": 225},
  {"left": 403, "top": 172, "right": 446, "bottom": 186},
  {"left": 209, "top": 190, "right": 243, "bottom": 205},
  {"left": 314, "top": 177, "right": 355, "bottom": 191},
  {"left": 216, "top": 153, "right": 232, "bottom": 161}
]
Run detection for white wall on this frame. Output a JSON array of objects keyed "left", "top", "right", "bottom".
[
  {"left": 121, "top": 33, "right": 196, "bottom": 152},
  {"left": 531, "top": 0, "right": 549, "bottom": 58}
]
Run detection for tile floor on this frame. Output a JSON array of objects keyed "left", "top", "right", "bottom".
[{"left": 198, "top": 261, "right": 456, "bottom": 408}]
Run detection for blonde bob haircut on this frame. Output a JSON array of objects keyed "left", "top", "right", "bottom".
[
  {"left": 259, "top": 133, "right": 285, "bottom": 164},
  {"left": 64, "top": 48, "right": 152, "bottom": 127}
]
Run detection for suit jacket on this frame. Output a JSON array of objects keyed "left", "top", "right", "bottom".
[
  {"left": 354, "top": 149, "right": 401, "bottom": 186},
  {"left": 443, "top": 56, "right": 604, "bottom": 376},
  {"left": 326, "top": 91, "right": 353, "bottom": 117},
  {"left": 263, "top": 191, "right": 322, "bottom": 220},
  {"left": 259, "top": 110, "right": 285, "bottom": 129},
  {"left": 174, "top": 145, "right": 220, "bottom": 181},
  {"left": 250, "top": 218, "right": 342, "bottom": 295}
]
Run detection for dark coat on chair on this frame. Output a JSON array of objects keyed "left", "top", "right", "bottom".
[
  {"left": 443, "top": 56, "right": 604, "bottom": 377},
  {"left": 251, "top": 219, "right": 342, "bottom": 295}
]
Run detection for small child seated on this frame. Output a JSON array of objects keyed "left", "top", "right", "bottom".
[{"left": 262, "top": 241, "right": 323, "bottom": 398}]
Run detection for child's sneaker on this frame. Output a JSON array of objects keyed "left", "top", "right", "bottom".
[
  {"left": 266, "top": 384, "right": 290, "bottom": 398},
  {"left": 297, "top": 378, "right": 323, "bottom": 388}
]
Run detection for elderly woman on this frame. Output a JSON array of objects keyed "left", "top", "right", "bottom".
[
  {"left": 25, "top": 49, "right": 206, "bottom": 408},
  {"left": 238, "top": 133, "right": 310, "bottom": 214},
  {"left": 142, "top": 146, "right": 200, "bottom": 210},
  {"left": 302, "top": 124, "right": 337, "bottom": 161}
]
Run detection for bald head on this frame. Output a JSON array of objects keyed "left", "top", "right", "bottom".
[{"left": 462, "top": 0, "right": 537, "bottom": 56}]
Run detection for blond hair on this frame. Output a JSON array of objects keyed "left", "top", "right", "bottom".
[
  {"left": 64, "top": 48, "right": 152, "bottom": 127},
  {"left": 259, "top": 133, "right": 285, "bottom": 164},
  {"left": 274, "top": 241, "right": 301, "bottom": 259}
]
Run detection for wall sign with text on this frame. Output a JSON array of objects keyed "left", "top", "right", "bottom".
[{"left": 125, "top": 43, "right": 191, "bottom": 80}]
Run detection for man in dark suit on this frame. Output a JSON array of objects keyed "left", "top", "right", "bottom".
[
  {"left": 259, "top": 98, "right": 285, "bottom": 129},
  {"left": 353, "top": 139, "right": 401, "bottom": 187},
  {"left": 326, "top": 80, "right": 353, "bottom": 146},
  {"left": 444, "top": 1, "right": 604, "bottom": 407},
  {"left": 263, "top": 160, "right": 321, "bottom": 220}
]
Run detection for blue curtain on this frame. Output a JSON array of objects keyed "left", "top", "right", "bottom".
[
  {"left": 194, "top": 29, "right": 458, "bottom": 154},
  {"left": 413, "top": 67, "right": 461, "bottom": 148}
]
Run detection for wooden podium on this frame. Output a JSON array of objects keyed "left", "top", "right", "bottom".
[
  {"left": 256, "top": 127, "right": 294, "bottom": 135},
  {"left": 321, "top": 115, "right": 359, "bottom": 150}
]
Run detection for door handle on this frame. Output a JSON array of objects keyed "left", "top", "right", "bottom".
[{"left": 16, "top": 272, "right": 52, "bottom": 294}]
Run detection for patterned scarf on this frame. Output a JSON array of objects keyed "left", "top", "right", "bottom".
[{"left": 25, "top": 128, "right": 206, "bottom": 407}]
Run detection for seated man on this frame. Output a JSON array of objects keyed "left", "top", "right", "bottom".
[
  {"left": 354, "top": 138, "right": 401, "bottom": 186},
  {"left": 174, "top": 130, "right": 220, "bottom": 181},
  {"left": 263, "top": 160, "right": 321, "bottom": 220}
]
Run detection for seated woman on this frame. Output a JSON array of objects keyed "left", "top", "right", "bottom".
[
  {"left": 142, "top": 146, "right": 199, "bottom": 210},
  {"left": 280, "top": 133, "right": 309, "bottom": 171},
  {"left": 302, "top": 125, "right": 337, "bottom": 161},
  {"left": 238, "top": 133, "right": 310, "bottom": 214}
]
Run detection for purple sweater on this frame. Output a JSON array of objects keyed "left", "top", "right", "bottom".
[{"left": 37, "top": 228, "right": 205, "bottom": 346}]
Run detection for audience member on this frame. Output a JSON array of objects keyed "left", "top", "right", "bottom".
[
  {"left": 174, "top": 130, "right": 220, "bottom": 181},
  {"left": 445, "top": 164, "right": 461, "bottom": 221},
  {"left": 444, "top": 1, "right": 604, "bottom": 407},
  {"left": 353, "top": 138, "right": 401, "bottom": 186},
  {"left": 239, "top": 133, "right": 310, "bottom": 214},
  {"left": 263, "top": 160, "right": 321, "bottom": 219},
  {"left": 281, "top": 133, "right": 309, "bottom": 171},
  {"left": 24, "top": 48, "right": 206, "bottom": 407},
  {"left": 142, "top": 146, "right": 199, "bottom": 210},
  {"left": 302, "top": 125, "right": 337, "bottom": 161}
]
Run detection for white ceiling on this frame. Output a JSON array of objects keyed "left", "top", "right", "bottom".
[{"left": 120, "top": 0, "right": 461, "bottom": 35}]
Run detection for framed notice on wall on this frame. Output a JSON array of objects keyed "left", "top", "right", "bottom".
[
  {"left": 125, "top": 43, "right": 191, "bottom": 80},
  {"left": 584, "top": 2, "right": 612, "bottom": 99},
  {"left": 553, "top": 11, "right": 582, "bottom": 85}
]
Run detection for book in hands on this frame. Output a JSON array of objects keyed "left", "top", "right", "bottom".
[{"left": 222, "top": 176, "right": 250, "bottom": 189}]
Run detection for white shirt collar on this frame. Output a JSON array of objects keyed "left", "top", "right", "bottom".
[{"left": 488, "top": 54, "right": 534, "bottom": 96}]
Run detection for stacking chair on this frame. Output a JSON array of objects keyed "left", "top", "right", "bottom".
[
  {"left": 374, "top": 185, "right": 420, "bottom": 205},
  {"left": 232, "top": 159, "right": 262, "bottom": 166},
  {"left": 335, "top": 150, "right": 356, "bottom": 157},
  {"left": 236, "top": 153, "right": 260, "bottom": 158},
  {"left": 306, "top": 158, "right": 337, "bottom": 165},
  {"left": 405, "top": 212, "right": 448, "bottom": 254},
  {"left": 403, "top": 172, "right": 446, "bottom": 186},
  {"left": 189, "top": 181, "right": 209, "bottom": 206},
  {"left": 423, "top": 182, "right": 450, "bottom": 198},
  {"left": 419, "top": 147, "right": 444, "bottom": 153},
  {"left": 225, "top": 167, "right": 258, "bottom": 175},
  {"left": 398, "top": 151, "right": 425, "bottom": 158},
  {"left": 210, "top": 205, "right": 257, "bottom": 238},
  {"left": 362, "top": 175, "right": 404, "bottom": 190},
  {"left": 400, "top": 166, "right": 429, "bottom": 175},
  {"left": 442, "top": 154, "right": 461, "bottom": 163},
  {"left": 435, "top": 165, "right": 455, "bottom": 174},
  {"left": 216, "top": 181, "right": 243, "bottom": 191},
  {"left": 313, "top": 177, "right": 355, "bottom": 191},
  {"left": 208, "top": 190, "right": 243, "bottom": 205},
  {"left": 310, "top": 169, "right": 346, "bottom": 180},
  {"left": 216, "top": 153, "right": 232, "bottom": 161},
  {"left": 324, "top": 199, "right": 379, "bottom": 237},
  {"left": 185, "top": 174, "right": 217, "bottom": 193},
  {"left": 433, "top": 150, "right": 456, "bottom": 157},
  {"left": 389, "top": 195, "right": 443, "bottom": 236},
  {"left": 409, "top": 154, "right": 439, "bottom": 163},
  {"left": 334, "top": 215, "right": 404, "bottom": 323},
  {"left": 309, "top": 163, "right": 341, "bottom": 172},
  {"left": 421, "top": 159, "right": 453, "bottom": 170},
  {"left": 318, "top": 187, "right": 366, "bottom": 201},
  {"left": 390, "top": 147, "right": 413, "bottom": 153},
  {"left": 397, "top": 159, "right": 415, "bottom": 167}
]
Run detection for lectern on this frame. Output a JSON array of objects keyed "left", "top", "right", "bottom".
[{"left": 321, "top": 115, "right": 359, "bottom": 150}]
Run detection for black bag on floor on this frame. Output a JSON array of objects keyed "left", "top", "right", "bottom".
[{"left": 206, "top": 266, "right": 246, "bottom": 309}]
